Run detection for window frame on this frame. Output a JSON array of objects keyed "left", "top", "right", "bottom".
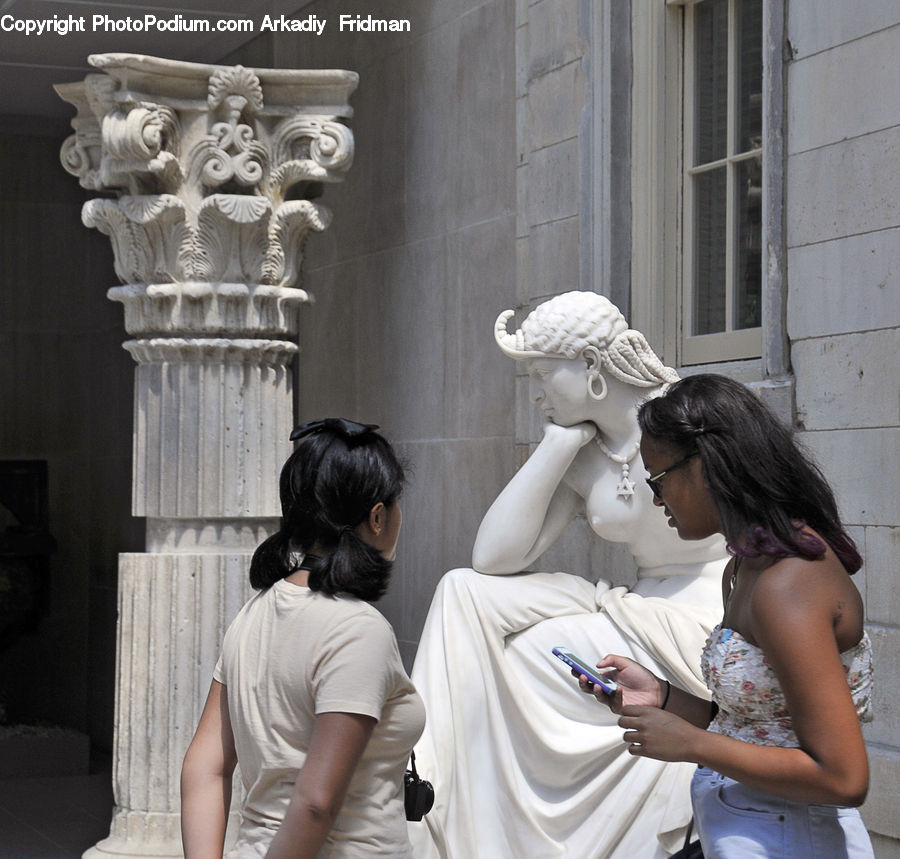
[
  {"left": 681, "top": 0, "right": 763, "bottom": 364},
  {"left": 630, "top": 0, "right": 787, "bottom": 377}
]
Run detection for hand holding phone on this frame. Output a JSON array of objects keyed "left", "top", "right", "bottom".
[{"left": 552, "top": 646, "right": 618, "bottom": 695}]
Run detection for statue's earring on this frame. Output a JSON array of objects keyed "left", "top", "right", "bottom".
[{"left": 588, "top": 371, "right": 607, "bottom": 401}]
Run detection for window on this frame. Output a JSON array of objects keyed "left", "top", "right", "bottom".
[
  {"left": 681, "top": 0, "right": 763, "bottom": 363},
  {"left": 631, "top": 1, "right": 783, "bottom": 373}
]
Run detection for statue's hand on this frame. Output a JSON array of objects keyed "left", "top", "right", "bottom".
[{"left": 541, "top": 420, "right": 597, "bottom": 450}]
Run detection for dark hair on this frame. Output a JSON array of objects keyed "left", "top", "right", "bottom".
[
  {"left": 638, "top": 374, "right": 861, "bottom": 574},
  {"left": 249, "top": 422, "right": 406, "bottom": 600}
]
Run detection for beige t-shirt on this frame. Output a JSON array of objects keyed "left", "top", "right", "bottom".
[{"left": 214, "top": 579, "right": 425, "bottom": 857}]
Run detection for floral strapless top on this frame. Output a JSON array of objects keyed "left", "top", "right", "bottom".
[{"left": 701, "top": 624, "right": 874, "bottom": 747}]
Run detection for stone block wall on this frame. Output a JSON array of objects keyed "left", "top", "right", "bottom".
[
  {"left": 225, "top": 0, "right": 519, "bottom": 668},
  {"left": 516, "top": 0, "right": 586, "bottom": 311},
  {"left": 785, "top": 6, "right": 900, "bottom": 853}
]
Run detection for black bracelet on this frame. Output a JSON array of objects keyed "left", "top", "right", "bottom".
[{"left": 660, "top": 679, "right": 671, "bottom": 710}]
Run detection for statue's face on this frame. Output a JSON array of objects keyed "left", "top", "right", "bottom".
[{"left": 525, "top": 356, "right": 590, "bottom": 426}]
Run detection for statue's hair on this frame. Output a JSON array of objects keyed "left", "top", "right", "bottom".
[{"left": 494, "top": 291, "right": 678, "bottom": 388}]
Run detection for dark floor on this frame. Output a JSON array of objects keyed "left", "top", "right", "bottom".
[{"left": 0, "top": 764, "right": 113, "bottom": 859}]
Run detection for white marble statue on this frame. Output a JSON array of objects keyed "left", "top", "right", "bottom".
[{"left": 408, "top": 292, "right": 730, "bottom": 859}]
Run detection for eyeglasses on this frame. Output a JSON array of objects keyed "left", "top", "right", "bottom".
[{"left": 645, "top": 453, "right": 697, "bottom": 499}]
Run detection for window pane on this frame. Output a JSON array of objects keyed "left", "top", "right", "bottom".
[
  {"left": 735, "top": 156, "right": 762, "bottom": 329},
  {"left": 693, "top": 168, "right": 727, "bottom": 335},
  {"left": 738, "top": 0, "right": 763, "bottom": 153},
  {"left": 694, "top": 0, "right": 728, "bottom": 165}
]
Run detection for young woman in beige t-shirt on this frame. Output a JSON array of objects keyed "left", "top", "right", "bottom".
[{"left": 181, "top": 419, "right": 424, "bottom": 858}]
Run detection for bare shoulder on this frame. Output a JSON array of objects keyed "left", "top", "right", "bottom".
[
  {"left": 750, "top": 546, "right": 863, "bottom": 649},
  {"left": 754, "top": 550, "right": 856, "bottom": 599}
]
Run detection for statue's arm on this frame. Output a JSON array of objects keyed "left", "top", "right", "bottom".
[{"left": 471, "top": 423, "right": 592, "bottom": 575}]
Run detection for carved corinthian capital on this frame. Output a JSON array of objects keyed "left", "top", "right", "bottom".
[{"left": 56, "top": 53, "right": 357, "bottom": 302}]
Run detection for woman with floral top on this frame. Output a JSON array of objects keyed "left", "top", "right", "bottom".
[{"left": 574, "top": 374, "right": 874, "bottom": 858}]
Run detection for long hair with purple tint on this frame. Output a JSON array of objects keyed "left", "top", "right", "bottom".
[{"left": 638, "top": 374, "right": 862, "bottom": 574}]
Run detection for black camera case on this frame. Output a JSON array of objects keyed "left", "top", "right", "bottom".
[{"left": 404, "top": 751, "right": 434, "bottom": 821}]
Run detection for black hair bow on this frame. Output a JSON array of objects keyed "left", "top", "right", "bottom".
[{"left": 290, "top": 418, "right": 379, "bottom": 442}]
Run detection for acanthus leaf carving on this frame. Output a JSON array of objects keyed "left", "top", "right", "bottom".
[
  {"left": 205, "top": 193, "right": 271, "bottom": 224},
  {"left": 82, "top": 195, "right": 187, "bottom": 284},
  {"left": 263, "top": 200, "right": 331, "bottom": 287},
  {"left": 190, "top": 194, "right": 272, "bottom": 282},
  {"left": 108, "top": 281, "right": 309, "bottom": 338}
]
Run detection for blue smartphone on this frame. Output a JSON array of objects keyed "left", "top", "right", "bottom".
[{"left": 552, "top": 646, "right": 618, "bottom": 695}]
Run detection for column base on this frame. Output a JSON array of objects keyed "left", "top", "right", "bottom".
[
  {"left": 84, "top": 807, "right": 241, "bottom": 858},
  {"left": 83, "top": 808, "right": 181, "bottom": 858},
  {"left": 84, "top": 839, "right": 180, "bottom": 859}
]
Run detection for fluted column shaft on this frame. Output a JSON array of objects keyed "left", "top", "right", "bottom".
[
  {"left": 108, "top": 554, "right": 251, "bottom": 851},
  {"left": 126, "top": 339, "right": 295, "bottom": 518},
  {"left": 57, "top": 53, "right": 357, "bottom": 858}
]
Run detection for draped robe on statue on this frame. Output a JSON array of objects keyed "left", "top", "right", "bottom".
[{"left": 408, "top": 458, "right": 729, "bottom": 859}]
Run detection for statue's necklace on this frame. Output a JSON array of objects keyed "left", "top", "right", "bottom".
[{"left": 594, "top": 436, "right": 641, "bottom": 499}]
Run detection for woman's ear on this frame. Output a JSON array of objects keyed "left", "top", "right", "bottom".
[{"left": 367, "top": 502, "right": 387, "bottom": 537}]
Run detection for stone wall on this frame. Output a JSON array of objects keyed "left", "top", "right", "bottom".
[
  {"left": 225, "top": 0, "right": 519, "bottom": 668},
  {"left": 785, "top": 6, "right": 900, "bottom": 853}
]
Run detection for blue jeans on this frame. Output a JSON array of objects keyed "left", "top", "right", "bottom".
[{"left": 690, "top": 766, "right": 874, "bottom": 858}]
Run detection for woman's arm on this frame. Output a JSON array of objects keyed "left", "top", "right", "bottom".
[
  {"left": 181, "top": 680, "right": 238, "bottom": 859},
  {"left": 265, "top": 712, "right": 376, "bottom": 859},
  {"left": 617, "top": 559, "right": 870, "bottom": 806},
  {"left": 472, "top": 422, "right": 594, "bottom": 574}
]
